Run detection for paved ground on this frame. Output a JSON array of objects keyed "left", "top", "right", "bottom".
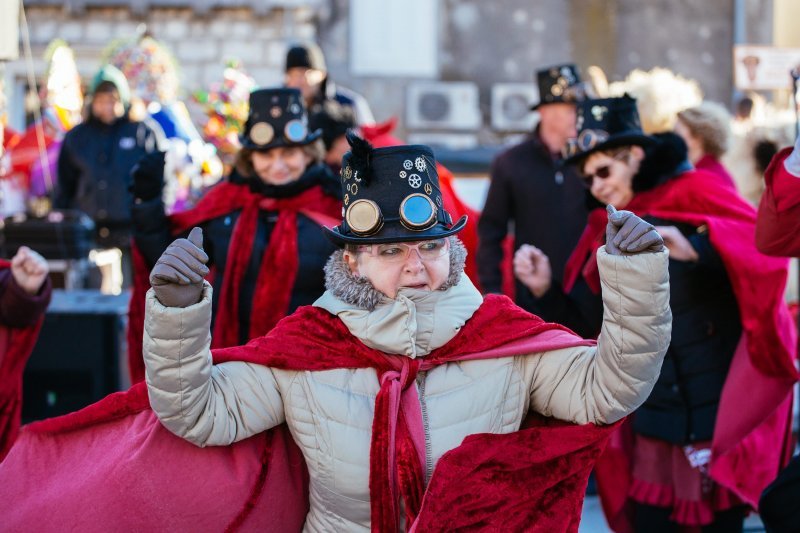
[{"left": 578, "top": 496, "right": 766, "bottom": 532}]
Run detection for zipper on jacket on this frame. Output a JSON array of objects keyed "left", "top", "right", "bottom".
[{"left": 416, "top": 370, "right": 434, "bottom": 482}]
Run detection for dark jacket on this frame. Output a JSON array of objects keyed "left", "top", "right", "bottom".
[
  {"left": 133, "top": 164, "right": 339, "bottom": 345},
  {"left": 540, "top": 133, "right": 742, "bottom": 445},
  {"left": 477, "top": 128, "right": 589, "bottom": 315},
  {"left": 55, "top": 115, "right": 162, "bottom": 248}
]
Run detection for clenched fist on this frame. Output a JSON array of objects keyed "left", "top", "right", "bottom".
[
  {"left": 150, "top": 227, "right": 209, "bottom": 307},
  {"left": 605, "top": 205, "right": 664, "bottom": 256},
  {"left": 513, "top": 244, "right": 552, "bottom": 298},
  {"left": 11, "top": 246, "right": 49, "bottom": 295}
]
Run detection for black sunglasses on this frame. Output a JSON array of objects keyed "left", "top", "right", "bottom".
[{"left": 580, "top": 151, "right": 629, "bottom": 188}]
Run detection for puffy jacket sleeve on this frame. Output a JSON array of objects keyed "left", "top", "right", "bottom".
[
  {"left": 143, "top": 282, "right": 285, "bottom": 447},
  {"left": 525, "top": 246, "right": 671, "bottom": 425}
]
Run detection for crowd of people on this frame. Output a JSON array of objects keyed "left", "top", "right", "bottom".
[{"left": 0, "top": 34, "right": 798, "bottom": 533}]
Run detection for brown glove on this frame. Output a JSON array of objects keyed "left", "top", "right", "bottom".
[
  {"left": 605, "top": 205, "right": 665, "bottom": 256},
  {"left": 150, "top": 227, "right": 209, "bottom": 308}
]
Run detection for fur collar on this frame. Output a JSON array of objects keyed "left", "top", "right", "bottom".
[
  {"left": 322, "top": 237, "right": 468, "bottom": 311},
  {"left": 633, "top": 132, "right": 693, "bottom": 193}
]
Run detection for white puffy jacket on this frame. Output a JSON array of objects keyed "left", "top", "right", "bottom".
[{"left": 144, "top": 246, "right": 671, "bottom": 532}]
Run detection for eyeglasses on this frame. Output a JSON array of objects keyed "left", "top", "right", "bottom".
[
  {"left": 358, "top": 239, "right": 449, "bottom": 264},
  {"left": 580, "top": 151, "right": 629, "bottom": 188}
]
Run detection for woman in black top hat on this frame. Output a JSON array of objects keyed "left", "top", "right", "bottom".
[
  {"left": 515, "top": 95, "right": 796, "bottom": 532},
  {"left": 127, "top": 88, "right": 341, "bottom": 381}
]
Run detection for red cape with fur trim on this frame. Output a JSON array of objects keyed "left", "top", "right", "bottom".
[
  {"left": 1, "top": 295, "right": 617, "bottom": 532},
  {"left": 563, "top": 169, "right": 798, "bottom": 532},
  {"left": 126, "top": 180, "right": 340, "bottom": 383},
  {"left": 0, "top": 261, "right": 46, "bottom": 461}
]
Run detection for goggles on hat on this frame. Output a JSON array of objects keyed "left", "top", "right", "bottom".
[
  {"left": 345, "top": 193, "right": 439, "bottom": 236},
  {"left": 563, "top": 128, "right": 609, "bottom": 159}
]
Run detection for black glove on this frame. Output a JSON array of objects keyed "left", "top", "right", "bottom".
[{"left": 131, "top": 151, "right": 166, "bottom": 202}]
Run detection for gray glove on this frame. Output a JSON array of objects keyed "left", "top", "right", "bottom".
[
  {"left": 150, "top": 227, "right": 209, "bottom": 308},
  {"left": 605, "top": 205, "right": 665, "bottom": 256}
]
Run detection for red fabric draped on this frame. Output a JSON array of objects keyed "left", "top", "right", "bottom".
[
  {"left": 125, "top": 181, "right": 340, "bottom": 382},
  {"left": 2, "top": 295, "right": 614, "bottom": 532},
  {"left": 564, "top": 170, "right": 799, "bottom": 531},
  {"left": 0, "top": 261, "right": 46, "bottom": 461},
  {"left": 756, "top": 146, "right": 800, "bottom": 257}
]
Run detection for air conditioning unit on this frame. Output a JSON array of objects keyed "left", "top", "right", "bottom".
[
  {"left": 406, "top": 81, "right": 481, "bottom": 131},
  {"left": 490, "top": 83, "right": 539, "bottom": 132}
]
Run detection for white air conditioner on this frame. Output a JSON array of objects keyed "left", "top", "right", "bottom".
[
  {"left": 406, "top": 82, "right": 481, "bottom": 131},
  {"left": 490, "top": 83, "right": 539, "bottom": 132}
]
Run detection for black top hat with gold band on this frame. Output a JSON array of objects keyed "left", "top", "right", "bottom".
[
  {"left": 531, "top": 63, "right": 586, "bottom": 110},
  {"left": 324, "top": 133, "right": 468, "bottom": 246},
  {"left": 240, "top": 88, "right": 321, "bottom": 151},
  {"left": 563, "top": 94, "right": 655, "bottom": 165}
]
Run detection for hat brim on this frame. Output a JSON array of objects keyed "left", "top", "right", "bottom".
[
  {"left": 240, "top": 128, "right": 323, "bottom": 151},
  {"left": 563, "top": 133, "right": 655, "bottom": 165},
  {"left": 323, "top": 215, "right": 468, "bottom": 247}
]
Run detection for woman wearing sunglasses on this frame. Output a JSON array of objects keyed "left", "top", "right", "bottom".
[
  {"left": 514, "top": 95, "right": 796, "bottom": 532},
  {"left": 125, "top": 88, "right": 341, "bottom": 382}
]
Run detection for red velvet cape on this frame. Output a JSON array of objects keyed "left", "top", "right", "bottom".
[
  {"left": 126, "top": 180, "right": 341, "bottom": 383},
  {"left": 1, "top": 295, "right": 617, "bottom": 532},
  {"left": 0, "top": 261, "right": 46, "bottom": 461},
  {"left": 563, "top": 169, "right": 799, "bottom": 531},
  {"left": 756, "top": 146, "right": 800, "bottom": 257}
]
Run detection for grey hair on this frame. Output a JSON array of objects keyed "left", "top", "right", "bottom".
[{"left": 324, "top": 236, "right": 468, "bottom": 311}]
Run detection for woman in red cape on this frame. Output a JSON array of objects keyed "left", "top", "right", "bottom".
[
  {"left": 126, "top": 87, "right": 341, "bottom": 383},
  {"left": 0, "top": 250, "right": 51, "bottom": 460},
  {"left": 531, "top": 96, "right": 797, "bottom": 532},
  {"left": 1, "top": 134, "right": 673, "bottom": 532}
]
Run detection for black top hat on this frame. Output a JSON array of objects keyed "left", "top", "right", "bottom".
[
  {"left": 531, "top": 64, "right": 586, "bottom": 110},
  {"left": 324, "top": 133, "right": 468, "bottom": 246},
  {"left": 240, "top": 88, "right": 321, "bottom": 151},
  {"left": 563, "top": 94, "right": 655, "bottom": 164},
  {"left": 285, "top": 42, "right": 327, "bottom": 72}
]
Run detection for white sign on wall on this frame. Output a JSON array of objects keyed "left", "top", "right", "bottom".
[
  {"left": 0, "top": 0, "right": 20, "bottom": 61},
  {"left": 733, "top": 45, "right": 800, "bottom": 90},
  {"left": 350, "top": 0, "right": 437, "bottom": 78}
]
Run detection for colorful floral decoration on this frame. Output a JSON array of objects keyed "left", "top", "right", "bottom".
[
  {"left": 103, "top": 34, "right": 180, "bottom": 104},
  {"left": 192, "top": 60, "right": 257, "bottom": 171}
]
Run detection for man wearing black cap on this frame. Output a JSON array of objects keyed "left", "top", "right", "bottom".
[
  {"left": 284, "top": 41, "right": 375, "bottom": 126},
  {"left": 477, "top": 63, "right": 590, "bottom": 317}
]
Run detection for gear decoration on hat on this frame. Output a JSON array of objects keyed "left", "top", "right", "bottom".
[
  {"left": 424, "top": 183, "right": 433, "bottom": 195},
  {"left": 250, "top": 122, "right": 275, "bottom": 145},
  {"left": 343, "top": 166, "right": 352, "bottom": 180},
  {"left": 403, "top": 160, "right": 413, "bottom": 170},
  {"left": 399, "top": 193, "right": 437, "bottom": 231},
  {"left": 344, "top": 193, "right": 349, "bottom": 205},
  {"left": 351, "top": 183, "right": 358, "bottom": 195},
  {"left": 399, "top": 170, "right": 407, "bottom": 179},
  {"left": 290, "top": 102, "right": 301, "bottom": 114},
  {"left": 353, "top": 170, "right": 361, "bottom": 183},
  {"left": 415, "top": 157, "right": 427, "bottom": 172},
  {"left": 408, "top": 174, "right": 422, "bottom": 189},
  {"left": 270, "top": 106, "right": 282, "bottom": 118},
  {"left": 591, "top": 105, "right": 608, "bottom": 122},
  {"left": 436, "top": 195, "right": 442, "bottom": 207}
]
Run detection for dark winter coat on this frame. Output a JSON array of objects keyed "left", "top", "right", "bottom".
[
  {"left": 55, "top": 116, "right": 162, "bottom": 248},
  {"left": 477, "top": 128, "right": 589, "bottom": 315},
  {"left": 133, "top": 165, "right": 340, "bottom": 345},
  {"left": 542, "top": 133, "right": 743, "bottom": 445}
]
